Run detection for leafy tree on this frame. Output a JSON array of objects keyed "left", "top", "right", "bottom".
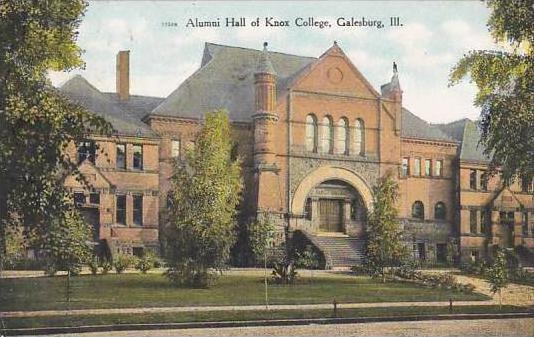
[
  {"left": 486, "top": 247, "right": 509, "bottom": 308},
  {"left": 364, "top": 173, "right": 408, "bottom": 282},
  {"left": 449, "top": 0, "right": 533, "bottom": 183},
  {"left": 296, "top": 245, "right": 320, "bottom": 281},
  {"left": 0, "top": 1, "right": 112, "bottom": 267},
  {"left": 43, "top": 205, "right": 92, "bottom": 275},
  {"left": 163, "top": 110, "right": 242, "bottom": 287},
  {"left": 248, "top": 214, "right": 276, "bottom": 266}
]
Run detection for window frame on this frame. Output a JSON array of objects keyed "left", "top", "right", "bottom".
[
  {"left": 401, "top": 157, "right": 410, "bottom": 177},
  {"left": 414, "top": 158, "right": 421, "bottom": 176},
  {"left": 77, "top": 140, "right": 96, "bottom": 164},
  {"left": 434, "top": 202, "right": 446, "bottom": 220},
  {"left": 354, "top": 118, "right": 365, "bottom": 156},
  {"left": 132, "top": 194, "right": 143, "bottom": 226},
  {"left": 424, "top": 159, "right": 431, "bottom": 176},
  {"left": 116, "top": 143, "right": 126, "bottom": 169},
  {"left": 412, "top": 201, "right": 424, "bottom": 220},
  {"left": 435, "top": 160, "right": 443, "bottom": 177},
  {"left": 171, "top": 139, "right": 181, "bottom": 158},
  {"left": 470, "top": 209, "right": 478, "bottom": 233},
  {"left": 116, "top": 194, "right": 126, "bottom": 225},
  {"left": 305, "top": 114, "right": 318, "bottom": 153},
  {"left": 132, "top": 144, "right": 143, "bottom": 170}
]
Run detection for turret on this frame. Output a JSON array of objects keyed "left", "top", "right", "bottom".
[
  {"left": 253, "top": 42, "right": 278, "bottom": 169},
  {"left": 381, "top": 62, "right": 403, "bottom": 135}
]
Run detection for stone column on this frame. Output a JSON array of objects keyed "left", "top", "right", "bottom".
[
  {"left": 311, "top": 197, "right": 319, "bottom": 233},
  {"left": 343, "top": 198, "right": 352, "bottom": 235}
]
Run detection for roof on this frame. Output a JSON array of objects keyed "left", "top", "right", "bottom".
[
  {"left": 436, "top": 118, "right": 491, "bottom": 163},
  {"left": 401, "top": 108, "right": 455, "bottom": 142},
  {"left": 59, "top": 75, "right": 158, "bottom": 137},
  {"left": 151, "top": 42, "right": 316, "bottom": 121}
]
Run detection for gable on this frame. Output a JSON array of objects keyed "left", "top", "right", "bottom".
[
  {"left": 64, "top": 161, "right": 113, "bottom": 190},
  {"left": 290, "top": 45, "right": 378, "bottom": 99},
  {"left": 491, "top": 187, "right": 523, "bottom": 210}
]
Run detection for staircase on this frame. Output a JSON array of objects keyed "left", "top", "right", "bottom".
[{"left": 300, "top": 231, "right": 365, "bottom": 269}]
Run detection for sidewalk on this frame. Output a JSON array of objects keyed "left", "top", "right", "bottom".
[{"left": 0, "top": 300, "right": 496, "bottom": 318}]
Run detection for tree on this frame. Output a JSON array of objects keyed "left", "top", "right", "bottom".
[
  {"left": 364, "top": 173, "right": 408, "bottom": 282},
  {"left": 248, "top": 214, "right": 276, "bottom": 266},
  {"left": 44, "top": 204, "right": 92, "bottom": 275},
  {"left": 486, "top": 247, "right": 509, "bottom": 308},
  {"left": 163, "top": 110, "right": 242, "bottom": 287},
  {"left": 449, "top": 0, "right": 533, "bottom": 184},
  {"left": 0, "top": 1, "right": 112, "bottom": 268}
]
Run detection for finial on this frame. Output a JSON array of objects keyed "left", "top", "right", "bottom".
[
  {"left": 334, "top": 40, "right": 338, "bottom": 46},
  {"left": 263, "top": 42, "right": 268, "bottom": 49},
  {"left": 393, "top": 61, "right": 398, "bottom": 74}
]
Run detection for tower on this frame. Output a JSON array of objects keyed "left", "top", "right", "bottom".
[{"left": 252, "top": 43, "right": 281, "bottom": 213}]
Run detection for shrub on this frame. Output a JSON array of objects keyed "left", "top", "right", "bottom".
[
  {"left": 135, "top": 253, "right": 156, "bottom": 274},
  {"left": 100, "top": 260, "right": 112, "bottom": 275},
  {"left": 88, "top": 257, "right": 99, "bottom": 275},
  {"left": 113, "top": 254, "right": 134, "bottom": 274},
  {"left": 271, "top": 255, "right": 298, "bottom": 285}
]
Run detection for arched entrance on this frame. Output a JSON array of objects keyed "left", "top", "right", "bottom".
[{"left": 291, "top": 166, "right": 373, "bottom": 236}]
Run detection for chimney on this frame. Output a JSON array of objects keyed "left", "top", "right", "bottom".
[{"left": 116, "top": 50, "right": 130, "bottom": 101}]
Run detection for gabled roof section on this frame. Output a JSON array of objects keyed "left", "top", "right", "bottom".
[
  {"left": 457, "top": 120, "right": 491, "bottom": 163},
  {"left": 64, "top": 160, "right": 114, "bottom": 190},
  {"left": 490, "top": 187, "right": 523, "bottom": 209},
  {"left": 59, "top": 75, "right": 157, "bottom": 137},
  {"left": 436, "top": 118, "right": 470, "bottom": 141},
  {"left": 151, "top": 42, "right": 316, "bottom": 122},
  {"left": 401, "top": 108, "right": 455, "bottom": 142}
]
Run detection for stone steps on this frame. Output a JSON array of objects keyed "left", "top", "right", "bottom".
[{"left": 303, "top": 233, "right": 365, "bottom": 269}]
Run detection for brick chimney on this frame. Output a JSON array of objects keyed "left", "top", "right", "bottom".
[{"left": 116, "top": 50, "right": 130, "bottom": 101}]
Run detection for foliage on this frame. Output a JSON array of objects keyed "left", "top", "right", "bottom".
[
  {"left": 296, "top": 245, "right": 320, "bottom": 270},
  {"left": 163, "top": 110, "right": 243, "bottom": 287},
  {"left": 88, "top": 256, "right": 99, "bottom": 275},
  {"left": 100, "top": 260, "right": 112, "bottom": 275},
  {"left": 485, "top": 248, "right": 509, "bottom": 306},
  {"left": 113, "top": 253, "right": 135, "bottom": 274},
  {"left": 449, "top": 0, "right": 534, "bottom": 183},
  {"left": 0, "top": 0, "right": 113, "bottom": 264},
  {"left": 0, "top": 219, "right": 29, "bottom": 269},
  {"left": 363, "top": 173, "right": 408, "bottom": 282},
  {"left": 42, "top": 206, "right": 92, "bottom": 275},
  {"left": 271, "top": 254, "right": 298, "bottom": 285},
  {"left": 394, "top": 264, "right": 475, "bottom": 294},
  {"left": 248, "top": 213, "right": 276, "bottom": 266},
  {"left": 135, "top": 252, "right": 156, "bottom": 274}
]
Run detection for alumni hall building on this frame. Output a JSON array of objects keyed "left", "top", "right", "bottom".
[{"left": 60, "top": 42, "right": 533, "bottom": 268}]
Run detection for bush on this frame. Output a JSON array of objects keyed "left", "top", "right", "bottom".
[
  {"left": 393, "top": 262, "right": 473, "bottom": 294},
  {"left": 113, "top": 254, "right": 134, "bottom": 274},
  {"left": 135, "top": 253, "right": 156, "bottom": 274},
  {"left": 88, "top": 257, "right": 99, "bottom": 275},
  {"left": 101, "top": 260, "right": 112, "bottom": 275},
  {"left": 271, "top": 255, "right": 298, "bottom": 285}
]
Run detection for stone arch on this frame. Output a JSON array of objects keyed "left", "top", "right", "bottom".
[{"left": 291, "top": 166, "right": 373, "bottom": 214}]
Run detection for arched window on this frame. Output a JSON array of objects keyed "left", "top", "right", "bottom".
[
  {"left": 335, "top": 118, "right": 349, "bottom": 155},
  {"left": 305, "top": 114, "right": 318, "bottom": 152},
  {"left": 434, "top": 202, "right": 446, "bottom": 220},
  {"left": 412, "top": 201, "right": 424, "bottom": 219},
  {"left": 355, "top": 118, "right": 365, "bottom": 156},
  {"left": 320, "top": 116, "right": 333, "bottom": 154}
]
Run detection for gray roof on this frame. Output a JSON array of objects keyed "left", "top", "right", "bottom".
[
  {"left": 59, "top": 75, "right": 157, "bottom": 137},
  {"left": 151, "top": 42, "right": 316, "bottom": 121},
  {"left": 437, "top": 118, "right": 491, "bottom": 163},
  {"left": 401, "top": 108, "right": 455, "bottom": 142},
  {"left": 104, "top": 93, "right": 164, "bottom": 121}
]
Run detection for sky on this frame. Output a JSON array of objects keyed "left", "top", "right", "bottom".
[{"left": 48, "top": 1, "right": 504, "bottom": 124}]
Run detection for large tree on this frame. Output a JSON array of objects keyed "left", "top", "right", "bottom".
[
  {"left": 449, "top": 0, "right": 533, "bottom": 183},
  {"left": 0, "top": 0, "right": 112, "bottom": 267},
  {"left": 164, "top": 110, "right": 242, "bottom": 287},
  {"left": 364, "top": 173, "right": 408, "bottom": 282}
]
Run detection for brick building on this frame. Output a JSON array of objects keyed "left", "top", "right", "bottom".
[{"left": 60, "top": 42, "right": 533, "bottom": 266}]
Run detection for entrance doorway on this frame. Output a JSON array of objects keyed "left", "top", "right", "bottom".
[{"left": 318, "top": 199, "right": 343, "bottom": 232}]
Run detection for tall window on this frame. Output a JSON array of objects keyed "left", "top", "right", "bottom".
[
  {"left": 133, "top": 194, "right": 143, "bottom": 226},
  {"left": 521, "top": 177, "right": 532, "bottom": 193},
  {"left": 412, "top": 201, "right": 424, "bottom": 219},
  {"left": 424, "top": 159, "right": 431, "bottom": 176},
  {"left": 523, "top": 212, "right": 529, "bottom": 235},
  {"left": 116, "top": 195, "right": 126, "bottom": 225},
  {"left": 305, "top": 198, "right": 312, "bottom": 220},
  {"left": 435, "top": 160, "right": 443, "bottom": 177},
  {"left": 133, "top": 145, "right": 143, "bottom": 170},
  {"left": 469, "top": 169, "right": 477, "bottom": 189},
  {"left": 470, "top": 210, "right": 478, "bottom": 233},
  {"left": 171, "top": 140, "right": 181, "bottom": 158},
  {"left": 116, "top": 144, "right": 126, "bottom": 169},
  {"left": 481, "top": 210, "right": 488, "bottom": 234},
  {"left": 77, "top": 140, "right": 96, "bottom": 164},
  {"left": 401, "top": 157, "right": 409, "bottom": 177},
  {"left": 354, "top": 118, "right": 365, "bottom": 155},
  {"left": 414, "top": 158, "right": 421, "bottom": 176},
  {"left": 480, "top": 171, "right": 488, "bottom": 191},
  {"left": 434, "top": 202, "right": 446, "bottom": 220},
  {"left": 335, "top": 118, "right": 348, "bottom": 155},
  {"left": 320, "top": 116, "right": 333, "bottom": 154},
  {"left": 305, "top": 114, "right": 318, "bottom": 152}
]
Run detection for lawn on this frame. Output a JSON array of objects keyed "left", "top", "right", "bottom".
[
  {"left": 2, "top": 305, "right": 527, "bottom": 330},
  {"left": 0, "top": 272, "right": 489, "bottom": 311}
]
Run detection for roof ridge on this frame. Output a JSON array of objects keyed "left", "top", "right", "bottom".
[{"left": 205, "top": 42, "right": 317, "bottom": 60}]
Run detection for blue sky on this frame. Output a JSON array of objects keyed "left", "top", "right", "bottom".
[{"left": 49, "top": 1, "right": 503, "bottom": 123}]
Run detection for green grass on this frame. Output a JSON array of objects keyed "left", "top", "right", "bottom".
[
  {"left": 0, "top": 273, "right": 490, "bottom": 312},
  {"left": 1, "top": 305, "right": 526, "bottom": 330}
]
